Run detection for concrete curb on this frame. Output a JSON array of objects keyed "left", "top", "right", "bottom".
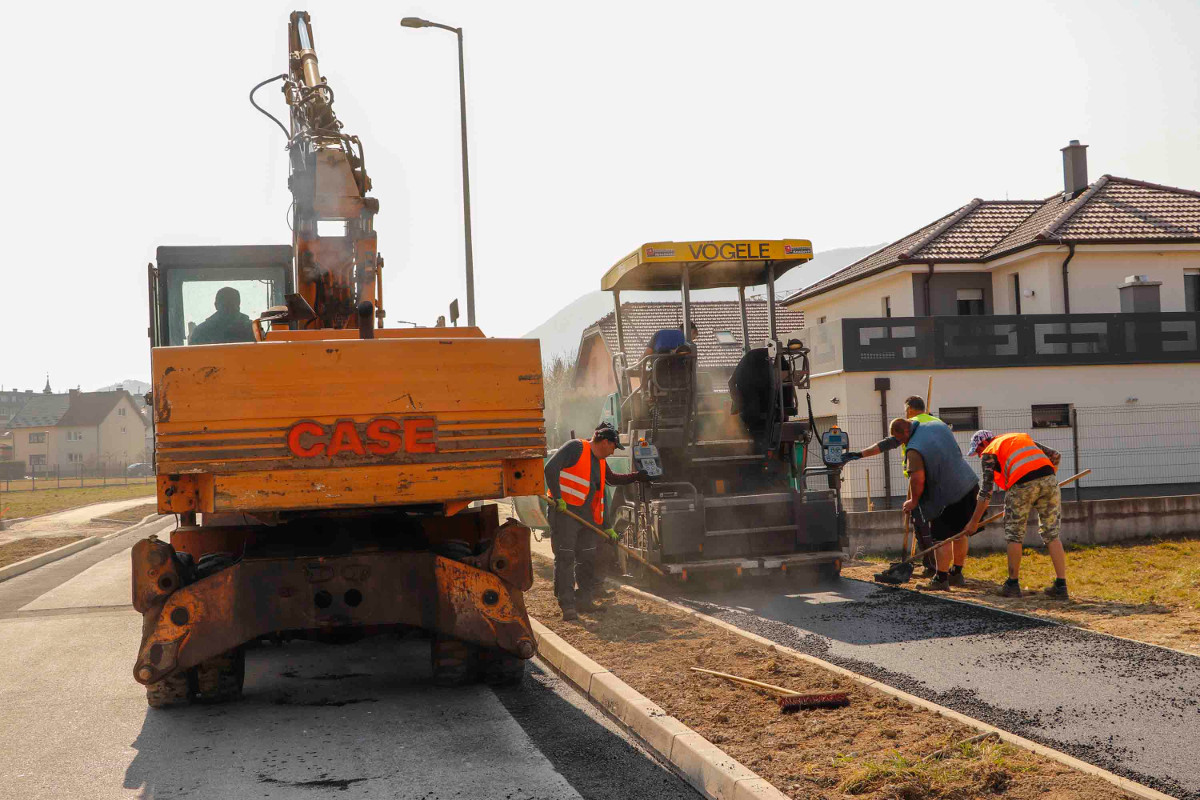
[
  {"left": 619, "top": 584, "right": 1178, "bottom": 800},
  {"left": 0, "top": 514, "right": 168, "bottom": 584},
  {"left": 529, "top": 618, "right": 789, "bottom": 800}
]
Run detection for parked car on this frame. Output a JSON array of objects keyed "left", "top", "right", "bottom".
[{"left": 127, "top": 462, "right": 154, "bottom": 477}]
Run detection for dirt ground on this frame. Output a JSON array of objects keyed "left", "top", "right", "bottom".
[
  {"left": 846, "top": 534, "right": 1200, "bottom": 655},
  {"left": 0, "top": 535, "right": 85, "bottom": 568},
  {"left": 528, "top": 557, "right": 1125, "bottom": 800}
]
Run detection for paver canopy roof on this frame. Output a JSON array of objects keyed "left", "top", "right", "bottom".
[
  {"left": 601, "top": 240, "right": 814, "bottom": 293},
  {"left": 788, "top": 176, "right": 1200, "bottom": 303}
]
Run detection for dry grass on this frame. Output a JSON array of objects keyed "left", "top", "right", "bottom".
[
  {"left": 847, "top": 534, "right": 1200, "bottom": 654},
  {"left": 0, "top": 535, "right": 85, "bottom": 568},
  {"left": 0, "top": 484, "right": 155, "bottom": 520},
  {"left": 529, "top": 556, "right": 1124, "bottom": 800}
]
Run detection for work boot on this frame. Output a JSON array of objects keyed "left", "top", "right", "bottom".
[
  {"left": 577, "top": 598, "right": 607, "bottom": 614},
  {"left": 560, "top": 606, "right": 579, "bottom": 621},
  {"left": 997, "top": 579, "right": 1022, "bottom": 598},
  {"left": 1043, "top": 580, "right": 1069, "bottom": 600},
  {"left": 923, "top": 574, "right": 951, "bottom": 591},
  {"left": 919, "top": 566, "right": 938, "bottom": 579},
  {"left": 948, "top": 568, "right": 965, "bottom": 587}
]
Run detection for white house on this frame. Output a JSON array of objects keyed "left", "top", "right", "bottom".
[{"left": 785, "top": 142, "right": 1200, "bottom": 505}]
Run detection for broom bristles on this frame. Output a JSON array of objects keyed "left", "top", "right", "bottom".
[{"left": 778, "top": 692, "right": 850, "bottom": 712}]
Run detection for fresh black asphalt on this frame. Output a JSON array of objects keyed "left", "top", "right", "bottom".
[{"left": 670, "top": 577, "right": 1200, "bottom": 799}]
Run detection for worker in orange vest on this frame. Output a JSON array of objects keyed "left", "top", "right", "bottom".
[
  {"left": 544, "top": 424, "right": 652, "bottom": 620},
  {"left": 962, "top": 430, "right": 1068, "bottom": 599}
]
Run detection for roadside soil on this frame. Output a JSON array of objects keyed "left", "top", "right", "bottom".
[
  {"left": 528, "top": 556, "right": 1125, "bottom": 800},
  {"left": 0, "top": 535, "right": 85, "bottom": 568},
  {"left": 846, "top": 534, "right": 1200, "bottom": 655},
  {"left": 0, "top": 484, "right": 155, "bottom": 520}
]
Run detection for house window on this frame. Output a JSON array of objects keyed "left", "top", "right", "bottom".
[
  {"left": 714, "top": 330, "right": 738, "bottom": 346},
  {"left": 29, "top": 455, "right": 46, "bottom": 466},
  {"left": 67, "top": 431, "right": 84, "bottom": 442},
  {"left": 29, "top": 432, "right": 46, "bottom": 444},
  {"left": 121, "top": 426, "right": 127, "bottom": 434},
  {"left": 1011, "top": 274, "right": 1022, "bottom": 315},
  {"left": 938, "top": 407, "right": 980, "bottom": 431},
  {"left": 881, "top": 296, "right": 892, "bottom": 317},
  {"left": 956, "top": 288, "right": 985, "bottom": 316},
  {"left": 67, "top": 453, "right": 83, "bottom": 463},
  {"left": 818, "top": 316, "right": 827, "bottom": 324},
  {"left": 1186, "top": 269, "right": 1199, "bottom": 312},
  {"left": 118, "top": 407, "right": 126, "bottom": 417},
  {"left": 1032, "top": 403, "right": 1072, "bottom": 428}
]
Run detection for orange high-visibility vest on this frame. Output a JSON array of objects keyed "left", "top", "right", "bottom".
[
  {"left": 558, "top": 439, "right": 606, "bottom": 525},
  {"left": 982, "top": 432, "right": 1054, "bottom": 491}
]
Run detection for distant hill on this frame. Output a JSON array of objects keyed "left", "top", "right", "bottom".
[{"left": 523, "top": 244, "right": 882, "bottom": 362}]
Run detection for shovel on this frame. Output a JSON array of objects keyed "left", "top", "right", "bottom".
[
  {"left": 549, "top": 498, "right": 667, "bottom": 577},
  {"left": 873, "top": 469, "right": 1090, "bottom": 585}
]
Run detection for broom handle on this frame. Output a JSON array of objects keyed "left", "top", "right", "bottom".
[
  {"left": 904, "top": 469, "right": 1090, "bottom": 564},
  {"left": 550, "top": 496, "right": 668, "bottom": 577},
  {"left": 690, "top": 667, "right": 799, "bottom": 697}
]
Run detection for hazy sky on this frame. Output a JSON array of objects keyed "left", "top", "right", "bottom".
[{"left": 3, "top": 0, "right": 1199, "bottom": 390}]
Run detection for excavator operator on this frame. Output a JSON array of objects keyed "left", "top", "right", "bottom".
[{"left": 189, "top": 287, "right": 255, "bottom": 345}]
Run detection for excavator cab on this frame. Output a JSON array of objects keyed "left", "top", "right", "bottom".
[{"left": 598, "top": 241, "right": 847, "bottom": 581}]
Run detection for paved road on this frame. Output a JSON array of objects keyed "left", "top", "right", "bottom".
[
  {"left": 0, "top": 517, "right": 697, "bottom": 800},
  {"left": 673, "top": 577, "right": 1200, "bottom": 800}
]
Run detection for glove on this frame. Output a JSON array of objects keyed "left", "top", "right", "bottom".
[
  {"left": 635, "top": 469, "right": 652, "bottom": 482},
  {"left": 604, "top": 528, "right": 620, "bottom": 541},
  {"left": 841, "top": 451, "right": 863, "bottom": 462},
  {"left": 553, "top": 497, "right": 568, "bottom": 513}
]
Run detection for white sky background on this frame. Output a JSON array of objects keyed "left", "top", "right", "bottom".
[{"left": 1, "top": 0, "right": 1198, "bottom": 390}]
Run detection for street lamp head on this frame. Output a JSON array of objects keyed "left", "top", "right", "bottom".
[{"left": 401, "top": 17, "right": 432, "bottom": 28}]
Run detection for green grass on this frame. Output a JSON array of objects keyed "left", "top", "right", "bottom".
[
  {"left": 0, "top": 484, "right": 156, "bottom": 520},
  {"left": 839, "top": 739, "right": 1030, "bottom": 796},
  {"left": 867, "top": 536, "right": 1200, "bottom": 610}
]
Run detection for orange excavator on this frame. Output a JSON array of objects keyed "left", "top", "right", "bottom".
[{"left": 133, "top": 11, "right": 545, "bottom": 707}]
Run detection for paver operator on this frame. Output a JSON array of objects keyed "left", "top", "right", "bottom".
[
  {"left": 544, "top": 423, "right": 652, "bottom": 620},
  {"left": 962, "top": 430, "right": 1068, "bottom": 599},
  {"left": 189, "top": 286, "right": 255, "bottom": 345},
  {"left": 889, "top": 417, "right": 979, "bottom": 591},
  {"left": 841, "top": 396, "right": 946, "bottom": 578}
]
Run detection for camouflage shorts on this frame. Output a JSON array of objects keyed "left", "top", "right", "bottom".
[{"left": 1003, "top": 473, "right": 1061, "bottom": 544}]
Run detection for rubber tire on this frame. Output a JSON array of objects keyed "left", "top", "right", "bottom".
[
  {"left": 193, "top": 648, "right": 245, "bottom": 704},
  {"left": 479, "top": 648, "right": 528, "bottom": 687},
  {"left": 146, "top": 669, "right": 194, "bottom": 709},
  {"left": 431, "top": 636, "right": 478, "bottom": 687}
]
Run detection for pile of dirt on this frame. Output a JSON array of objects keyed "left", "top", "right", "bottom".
[{"left": 527, "top": 557, "right": 1125, "bottom": 799}]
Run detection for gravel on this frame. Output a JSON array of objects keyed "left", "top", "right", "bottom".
[{"left": 670, "top": 577, "right": 1200, "bottom": 799}]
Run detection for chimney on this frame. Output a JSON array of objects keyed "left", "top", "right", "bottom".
[{"left": 1061, "top": 139, "right": 1088, "bottom": 198}]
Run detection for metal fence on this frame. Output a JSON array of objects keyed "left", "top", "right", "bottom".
[
  {"left": 808, "top": 402, "right": 1200, "bottom": 510},
  {"left": 0, "top": 463, "right": 154, "bottom": 494}
]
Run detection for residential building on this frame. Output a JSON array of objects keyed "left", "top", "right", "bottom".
[
  {"left": 0, "top": 387, "right": 38, "bottom": 430},
  {"left": 784, "top": 141, "right": 1200, "bottom": 503},
  {"left": 8, "top": 389, "right": 149, "bottom": 475}
]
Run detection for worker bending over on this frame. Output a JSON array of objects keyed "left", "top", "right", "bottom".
[
  {"left": 842, "top": 396, "right": 945, "bottom": 578},
  {"left": 962, "top": 430, "right": 1068, "bottom": 599},
  {"left": 890, "top": 417, "right": 979, "bottom": 591},
  {"left": 544, "top": 424, "right": 651, "bottom": 620}
]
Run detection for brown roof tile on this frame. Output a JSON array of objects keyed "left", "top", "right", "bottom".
[
  {"left": 587, "top": 301, "right": 805, "bottom": 370},
  {"left": 787, "top": 175, "right": 1200, "bottom": 304}
]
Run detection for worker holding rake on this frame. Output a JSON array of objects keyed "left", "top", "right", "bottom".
[
  {"left": 544, "top": 423, "right": 652, "bottom": 621},
  {"left": 962, "top": 430, "right": 1068, "bottom": 599}
]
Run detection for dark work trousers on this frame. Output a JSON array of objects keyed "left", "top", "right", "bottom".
[
  {"left": 909, "top": 507, "right": 939, "bottom": 572},
  {"left": 549, "top": 507, "right": 597, "bottom": 609}
]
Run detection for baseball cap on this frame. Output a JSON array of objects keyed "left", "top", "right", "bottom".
[
  {"left": 593, "top": 423, "right": 625, "bottom": 450},
  {"left": 966, "top": 429, "right": 994, "bottom": 457}
]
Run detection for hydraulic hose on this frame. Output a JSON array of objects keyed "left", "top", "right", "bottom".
[{"left": 249, "top": 73, "right": 290, "bottom": 139}]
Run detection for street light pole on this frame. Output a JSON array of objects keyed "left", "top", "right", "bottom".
[{"left": 401, "top": 16, "right": 476, "bottom": 327}]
